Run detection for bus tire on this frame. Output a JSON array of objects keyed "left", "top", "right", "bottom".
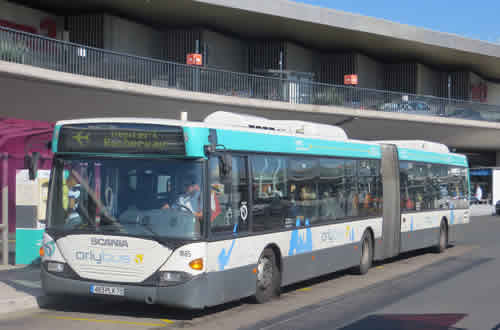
[
  {"left": 435, "top": 220, "right": 448, "bottom": 253},
  {"left": 354, "top": 232, "right": 373, "bottom": 275},
  {"left": 254, "top": 248, "right": 280, "bottom": 304}
]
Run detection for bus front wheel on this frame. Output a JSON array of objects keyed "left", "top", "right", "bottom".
[{"left": 254, "top": 248, "right": 280, "bottom": 303}]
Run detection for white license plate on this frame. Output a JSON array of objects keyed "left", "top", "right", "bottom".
[{"left": 90, "top": 285, "right": 125, "bottom": 296}]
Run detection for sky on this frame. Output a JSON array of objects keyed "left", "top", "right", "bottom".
[{"left": 293, "top": 0, "right": 500, "bottom": 44}]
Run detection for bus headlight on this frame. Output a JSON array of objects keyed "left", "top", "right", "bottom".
[
  {"left": 158, "top": 271, "right": 192, "bottom": 286},
  {"left": 43, "top": 261, "right": 79, "bottom": 279},
  {"left": 47, "top": 261, "right": 65, "bottom": 273}
]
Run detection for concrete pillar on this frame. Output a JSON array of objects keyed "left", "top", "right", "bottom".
[{"left": 496, "top": 151, "right": 500, "bottom": 166}]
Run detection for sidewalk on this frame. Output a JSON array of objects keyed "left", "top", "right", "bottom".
[{"left": 0, "top": 263, "right": 46, "bottom": 315}]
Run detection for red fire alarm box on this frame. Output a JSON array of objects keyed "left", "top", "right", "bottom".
[
  {"left": 344, "top": 74, "right": 358, "bottom": 85},
  {"left": 186, "top": 53, "right": 203, "bottom": 66}
]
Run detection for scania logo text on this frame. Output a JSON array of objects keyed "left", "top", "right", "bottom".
[{"left": 91, "top": 238, "right": 128, "bottom": 247}]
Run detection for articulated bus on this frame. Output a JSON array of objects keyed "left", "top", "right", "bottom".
[{"left": 39, "top": 112, "right": 469, "bottom": 309}]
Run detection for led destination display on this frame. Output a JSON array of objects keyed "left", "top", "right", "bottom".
[{"left": 58, "top": 124, "right": 186, "bottom": 154}]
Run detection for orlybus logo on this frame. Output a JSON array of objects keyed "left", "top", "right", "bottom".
[{"left": 134, "top": 254, "right": 144, "bottom": 264}]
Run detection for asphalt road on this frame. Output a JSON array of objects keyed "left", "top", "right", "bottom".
[{"left": 0, "top": 215, "right": 497, "bottom": 330}]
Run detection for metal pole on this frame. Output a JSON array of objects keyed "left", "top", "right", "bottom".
[{"left": 1, "top": 153, "right": 8, "bottom": 266}]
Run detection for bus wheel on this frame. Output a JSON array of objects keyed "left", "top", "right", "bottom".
[
  {"left": 435, "top": 220, "right": 448, "bottom": 253},
  {"left": 254, "top": 248, "right": 280, "bottom": 303},
  {"left": 355, "top": 233, "right": 373, "bottom": 275}
]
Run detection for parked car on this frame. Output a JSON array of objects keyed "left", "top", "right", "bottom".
[
  {"left": 378, "top": 102, "right": 403, "bottom": 112},
  {"left": 496, "top": 200, "right": 500, "bottom": 215},
  {"left": 409, "top": 101, "right": 431, "bottom": 112},
  {"left": 377, "top": 101, "right": 432, "bottom": 115},
  {"left": 447, "top": 108, "right": 484, "bottom": 121}
]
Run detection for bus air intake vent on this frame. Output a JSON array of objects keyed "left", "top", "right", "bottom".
[{"left": 204, "top": 111, "right": 348, "bottom": 140}]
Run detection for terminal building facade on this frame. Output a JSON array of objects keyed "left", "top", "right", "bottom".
[
  {"left": 1, "top": 0, "right": 500, "bottom": 206},
  {"left": 2, "top": 0, "right": 499, "bottom": 102}
]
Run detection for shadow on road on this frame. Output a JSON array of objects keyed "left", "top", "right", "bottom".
[
  {"left": 340, "top": 314, "right": 467, "bottom": 330},
  {"left": 0, "top": 263, "right": 42, "bottom": 298}
]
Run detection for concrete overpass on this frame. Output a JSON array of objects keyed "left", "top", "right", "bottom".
[{"left": 2, "top": 60, "right": 500, "bottom": 158}]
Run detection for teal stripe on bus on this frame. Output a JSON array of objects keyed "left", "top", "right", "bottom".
[
  {"left": 398, "top": 147, "right": 468, "bottom": 167},
  {"left": 183, "top": 126, "right": 209, "bottom": 158},
  {"left": 203, "top": 128, "right": 381, "bottom": 159}
]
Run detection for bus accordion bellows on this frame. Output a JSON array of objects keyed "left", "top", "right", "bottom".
[{"left": 40, "top": 111, "right": 469, "bottom": 309}]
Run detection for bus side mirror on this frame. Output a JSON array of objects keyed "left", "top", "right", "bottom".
[
  {"left": 24, "top": 152, "right": 40, "bottom": 180},
  {"left": 219, "top": 153, "right": 232, "bottom": 179}
]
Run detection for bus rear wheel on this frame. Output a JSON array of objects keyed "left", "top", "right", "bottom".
[
  {"left": 254, "top": 248, "right": 280, "bottom": 303},
  {"left": 435, "top": 220, "right": 448, "bottom": 253},
  {"left": 354, "top": 233, "right": 373, "bottom": 275}
]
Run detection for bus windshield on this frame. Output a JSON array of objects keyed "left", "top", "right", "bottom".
[{"left": 47, "top": 156, "right": 204, "bottom": 240}]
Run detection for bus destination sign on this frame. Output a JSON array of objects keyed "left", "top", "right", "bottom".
[{"left": 58, "top": 125, "right": 186, "bottom": 154}]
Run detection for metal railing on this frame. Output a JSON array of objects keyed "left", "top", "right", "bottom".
[{"left": 2, "top": 25, "right": 500, "bottom": 123}]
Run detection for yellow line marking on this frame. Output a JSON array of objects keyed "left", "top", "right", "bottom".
[
  {"left": 376, "top": 266, "right": 384, "bottom": 269},
  {"left": 41, "top": 315, "right": 172, "bottom": 327},
  {"left": 162, "top": 319, "right": 174, "bottom": 324},
  {"left": 8, "top": 240, "right": 15, "bottom": 243},
  {"left": 297, "top": 287, "right": 312, "bottom": 292}
]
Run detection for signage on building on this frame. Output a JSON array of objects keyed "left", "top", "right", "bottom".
[
  {"left": 471, "top": 82, "right": 488, "bottom": 103},
  {"left": 0, "top": 18, "right": 57, "bottom": 38},
  {"left": 344, "top": 74, "right": 358, "bottom": 85},
  {"left": 186, "top": 53, "right": 203, "bottom": 66}
]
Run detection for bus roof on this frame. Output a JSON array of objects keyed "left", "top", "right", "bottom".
[{"left": 54, "top": 114, "right": 467, "bottom": 167}]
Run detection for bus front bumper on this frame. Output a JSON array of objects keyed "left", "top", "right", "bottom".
[{"left": 41, "top": 266, "right": 207, "bottom": 309}]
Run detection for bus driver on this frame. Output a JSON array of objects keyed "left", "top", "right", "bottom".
[{"left": 162, "top": 175, "right": 202, "bottom": 218}]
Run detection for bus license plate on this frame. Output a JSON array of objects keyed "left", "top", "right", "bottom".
[{"left": 90, "top": 285, "right": 124, "bottom": 296}]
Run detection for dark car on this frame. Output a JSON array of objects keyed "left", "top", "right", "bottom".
[
  {"left": 378, "top": 101, "right": 432, "bottom": 115},
  {"left": 496, "top": 200, "right": 500, "bottom": 215},
  {"left": 409, "top": 101, "right": 431, "bottom": 112},
  {"left": 448, "top": 108, "right": 484, "bottom": 121}
]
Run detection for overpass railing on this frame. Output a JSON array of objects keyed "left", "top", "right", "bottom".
[{"left": 2, "top": 25, "right": 500, "bottom": 123}]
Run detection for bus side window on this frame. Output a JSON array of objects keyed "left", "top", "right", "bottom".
[
  {"left": 319, "top": 158, "right": 345, "bottom": 222},
  {"left": 251, "top": 155, "right": 288, "bottom": 232},
  {"left": 209, "top": 155, "right": 249, "bottom": 234},
  {"left": 357, "top": 159, "right": 380, "bottom": 217},
  {"left": 288, "top": 157, "right": 319, "bottom": 225}
]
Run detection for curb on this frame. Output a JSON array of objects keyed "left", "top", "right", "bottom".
[
  {"left": 0, "top": 294, "right": 56, "bottom": 316},
  {"left": 0, "top": 295, "right": 41, "bottom": 315}
]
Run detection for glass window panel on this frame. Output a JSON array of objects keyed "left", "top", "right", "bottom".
[
  {"left": 289, "top": 158, "right": 319, "bottom": 225},
  {"left": 209, "top": 155, "right": 249, "bottom": 234},
  {"left": 251, "top": 155, "right": 288, "bottom": 232},
  {"left": 319, "top": 158, "right": 345, "bottom": 221},
  {"left": 345, "top": 159, "right": 358, "bottom": 217}
]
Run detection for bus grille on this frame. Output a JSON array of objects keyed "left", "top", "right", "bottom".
[{"left": 75, "top": 265, "right": 146, "bottom": 283}]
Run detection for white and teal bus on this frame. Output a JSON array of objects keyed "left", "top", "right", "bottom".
[{"left": 39, "top": 112, "right": 469, "bottom": 309}]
